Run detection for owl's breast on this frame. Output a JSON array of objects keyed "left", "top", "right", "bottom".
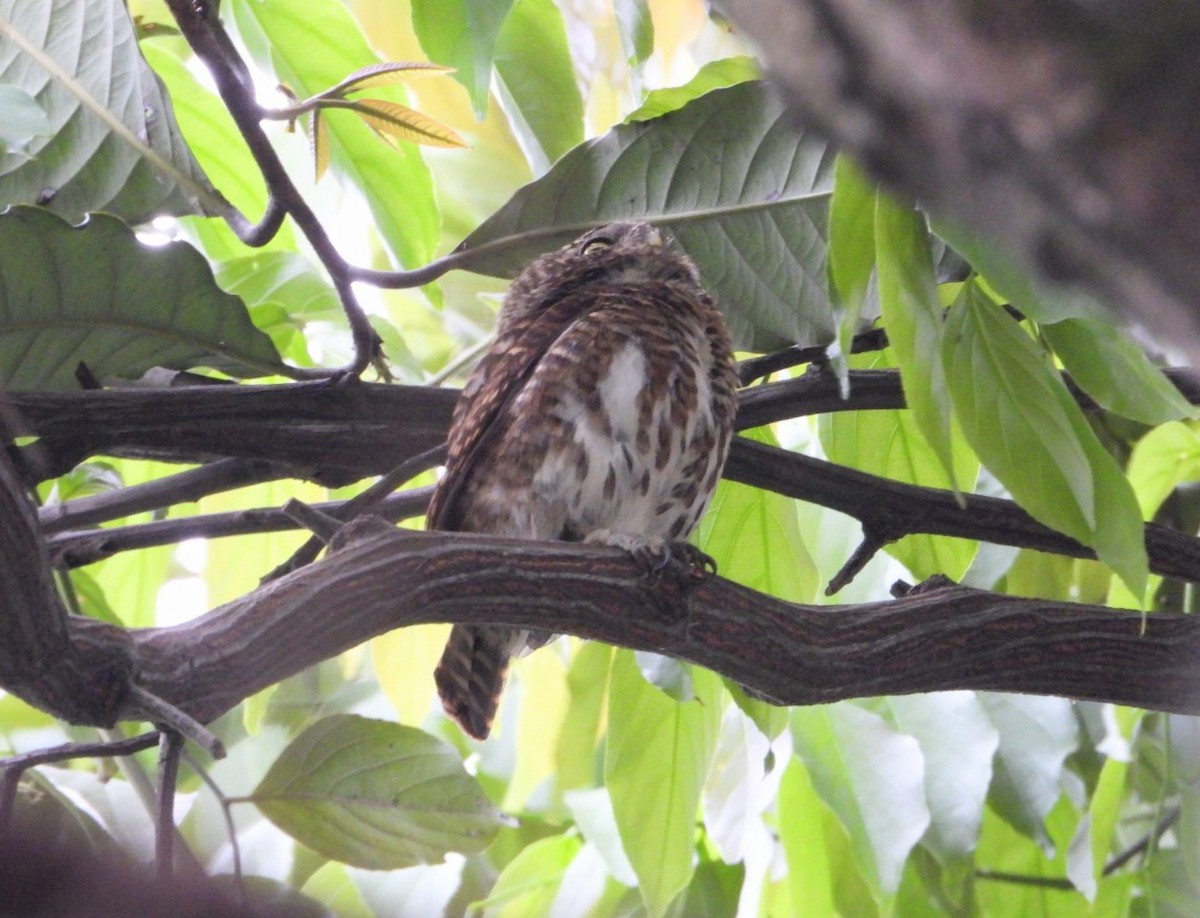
[{"left": 450, "top": 285, "right": 736, "bottom": 545}]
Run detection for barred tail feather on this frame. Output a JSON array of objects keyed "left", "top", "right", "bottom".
[{"left": 434, "top": 625, "right": 514, "bottom": 740}]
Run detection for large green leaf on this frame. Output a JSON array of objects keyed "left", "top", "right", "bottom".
[
  {"left": 1041, "top": 316, "right": 1196, "bottom": 425},
  {"left": 1127, "top": 421, "right": 1200, "bottom": 519},
  {"left": 776, "top": 759, "right": 836, "bottom": 917},
  {"left": 820, "top": 351, "right": 979, "bottom": 582},
  {"left": 943, "top": 283, "right": 1148, "bottom": 595},
  {"left": 0, "top": 206, "right": 284, "bottom": 389},
  {"left": 875, "top": 193, "right": 960, "bottom": 491},
  {"left": 625, "top": 56, "right": 760, "bottom": 123},
  {"left": 791, "top": 702, "right": 930, "bottom": 901},
  {"left": 826, "top": 154, "right": 877, "bottom": 322},
  {"left": 411, "top": 0, "right": 515, "bottom": 117},
  {"left": 251, "top": 715, "right": 502, "bottom": 870},
  {"left": 141, "top": 42, "right": 298, "bottom": 258},
  {"left": 452, "top": 81, "right": 837, "bottom": 352},
  {"left": 227, "top": 0, "right": 439, "bottom": 270},
  {"left": 471, "top": 833, "right": 580, "bottom": 915},
  {"left": 606, "top": 650, "right": 722, "bottom": 917},
  {"left": 492, "top": 0, "right": 583, "bottom": 174},
  {"left": 695, "top": 425, "right": 815, "bottom": 738},
  {"left": 0, "top": 0, "right": 210, "bottom": 221},
  {"left": 931, "top": 216, "right": 1108, "bottom": 325}
]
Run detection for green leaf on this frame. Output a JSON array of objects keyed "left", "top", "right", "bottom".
[
  {"left": 695, "top": 425, "right": 815, "bottom": 736},
  {"left": 820, "top": 351, "right": 979, "bottom": 581},
  {"left": 0, "top": 207, "right": 284, "bottom": 389},
  {"left": 215, "top": 250, "right": 341, "bottom": 317},
  {"left": 0, "top": 84, "right": 50, "bottom": 151},
  {"left": 1041, "top": 317, "right": 1196, "bottom": 425},
  {"left": 1127, "top": 421, "right": 1200, "bottom": 520},
  {"left": 791, "top": 703, "right": 930, "bottom": 900},
  {"left": 0, "top": 0, "right": 209, "bottom": 221},
  {"left": 606, "top": 650, "right": 722, "bottom": 917},
  {"left": 212, "top": 251, "right": 337, "bottom": 361},
  {"left": 410, "top": 0, "right": 515, "bottom": 117},
  {"left": 493, "top": 0, "right": 584, "bottom": 174},
  {"left": 776, "top": 759, "right": 836, "bottom": 917},
  {"left": 978, "top": 693, "right": 1078, "bottom": 847},
  {"left": 614, "top": 0, "right": 654, "bottom": 68},
  {"left": 696, "top": 427, "right": 818, "bottom": 603},
  {"left": 875, "top": 193, "right": 960, "bottom": 492},
  {"left": 930, "top": 217, "right": 1108, "bottom": 325},
  {"left": 453, "top": 81, "right": 837, "bottom": 352},
  {"left": 141, "top": 43, "right": 290, "bottom": 252},
  {"left": 299, "top": 862, "right": 373, "bottom": 918},
  {"left": 554, "top": 642, "right": 612, "bottom": 795},
  {"left": 942, "top": 283, "right": 1148, "bottom": 595},
  {"left": 886, "top": 693, "right": 998, "bottom": 863},
  {"left": 472, "top": 833, "right": 580, "bottom": 915},
  {"left": 625, "top": 56, "right": 760, "bottom": 123},
  {"left": 66, "top": 569, "right": 123, "bottom": 626},
  {"left": 251, "top": 715, "right": 502, "bottom": 870},
  {"left": 228, "top": 0, "right": 439, "bottom": 270},
  {"left": 827, "top": 154, "right": 877, "bottom": 317},
  {"left": 564, "top": 787, "right": 638, "bottom": 886}
]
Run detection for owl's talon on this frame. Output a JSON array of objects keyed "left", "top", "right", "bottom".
[{"left": 628, "top": 540, "right": 714, "bottom": 584}]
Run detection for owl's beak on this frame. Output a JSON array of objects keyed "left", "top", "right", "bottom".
[{"left": 644, "top": 227, "right": 664, "bottom": 247}]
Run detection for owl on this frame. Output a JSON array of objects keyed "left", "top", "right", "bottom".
[{"left": 429, "top": 221, "right": 738, "bottom": 739}]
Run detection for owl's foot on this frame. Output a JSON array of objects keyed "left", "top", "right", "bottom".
[{"left": 585, "top": 530, "right": 716, "bottom": 582}]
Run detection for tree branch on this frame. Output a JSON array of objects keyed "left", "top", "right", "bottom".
[
  {"left": 123, "top": 525, "right": 1200, "bottom": 725},
  {"left": 726, "top": 437, "right": 1200, "bottom": 584},
  {"left": 12, "top": 372, "right": 1200, "bottom": 583}
]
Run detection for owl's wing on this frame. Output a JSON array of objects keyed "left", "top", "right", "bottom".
[{"left": 428, "top": 289, "right": 616, "bottom": 531}]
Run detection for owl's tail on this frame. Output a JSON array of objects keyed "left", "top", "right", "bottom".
[{"left": 434, "top": 625, "right": 516, "bottom": 740}]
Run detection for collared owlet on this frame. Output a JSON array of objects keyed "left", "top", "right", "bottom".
[{"left": 429, "top": 221, "right": 738, "bottom": 739}]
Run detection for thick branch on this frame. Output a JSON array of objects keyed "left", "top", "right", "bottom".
[
  {"left": 0, "top": 445, "right": 131, "bottom": 726},
  {"left": 125, "top": 526, "right": 1200, "bottom": 725},
  {"left": 4, "top": 381, "right": 457, "bottom": 485}
]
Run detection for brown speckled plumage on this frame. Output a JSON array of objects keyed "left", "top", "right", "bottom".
[{"left": 430, "top": 222, "right": 738, "bottom": 739}]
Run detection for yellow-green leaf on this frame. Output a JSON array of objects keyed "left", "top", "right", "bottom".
[
  {"left": 251, "top": 715, "right": 502, "bottom": 869},
  {"left": 335, "top": 98, "right": 467, "bottom": 149}
]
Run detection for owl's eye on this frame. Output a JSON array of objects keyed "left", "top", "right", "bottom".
[{"left": 580, "top": 236, "right": 613, "bottom": 255}]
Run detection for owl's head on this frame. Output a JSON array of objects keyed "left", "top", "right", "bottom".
[{"left": 499, "top": 221, "right": 703, "bottom": 328}]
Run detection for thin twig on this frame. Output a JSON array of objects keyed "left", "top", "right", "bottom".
[
  {"left": 126, "top": 685, "right": 225, "bottom": 759},
  {"left": 182, "top": 746, "right": 244, "bottom": 888},
  {"left": 265, "top": 443, "right": 446, "bottom": 582},
  {"left": 0, "top": 732, "right": 159, "bottom": 835},
  {"left": 164, "top": 0, "right": 377, "bottom": 377},
  {"left": 1104, "top": 807, "right": 1180, "bottom": 874},
  {"left": 156, "top": 731, "right": 184, "bottom": 879},
  {"left": 47, "top": 488, "right": 434, "bottom": 569},
  {"left": 735, "top": 325, "right": 890, "bottom": 384},
  {"left": 39, "top": 458, "right": 290, "bottom": 534},
  {"left": 974, "top": 870, "right": 1074, "bottom": 890}
]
